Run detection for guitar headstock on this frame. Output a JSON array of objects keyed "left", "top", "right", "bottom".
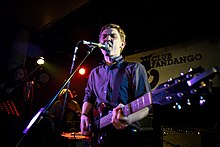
[{"left": 152, "top": 66, "right": 219, "bottom": 109}]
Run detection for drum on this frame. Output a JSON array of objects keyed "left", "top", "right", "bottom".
[
  {"left": 61, "top": 132, "right": 91, "bottom": 147},
  {"left": 61, "top": 132, "right": 90, "bottom": 140}
]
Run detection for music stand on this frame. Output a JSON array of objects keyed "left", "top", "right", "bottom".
[{"left": 0, "top": 100, "right": 19, "bottom": 117}]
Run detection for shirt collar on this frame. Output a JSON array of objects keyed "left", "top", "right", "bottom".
[{"left": 102, "top": 55, "right": 124, "bottom": 69}]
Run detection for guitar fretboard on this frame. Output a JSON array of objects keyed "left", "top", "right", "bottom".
[
  {"left": 100, "top": 92, "right": 152, "bottom": 128},
  {"left": 123, "top": 92, "right": 152, "bottom": 117}
]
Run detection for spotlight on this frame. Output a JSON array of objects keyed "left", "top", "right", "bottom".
[
  {"left": 37, "top": 57, "right": 44, "bottom": 65},
  {"left": 79, "top": 68, "right": 86, "bottom": 75}
]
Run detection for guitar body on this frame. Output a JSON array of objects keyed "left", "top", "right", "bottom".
[
  {"left": 91, "top": 103, "right": 140, "bottom": 146},
  {"left": 91, "top": 103, "right": 114, "bottom": 145}
]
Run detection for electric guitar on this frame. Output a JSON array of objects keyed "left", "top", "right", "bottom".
[{"left": 89, "top": 66, "right": 219, "bottom": 144}]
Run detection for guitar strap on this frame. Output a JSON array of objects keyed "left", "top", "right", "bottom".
[{"left": 111, "top": 61, "right": 128, "bottom": 107}]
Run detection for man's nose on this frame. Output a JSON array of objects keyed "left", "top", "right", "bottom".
[{"left": 105, "top": 35, "right": 112, "bottom": 41}]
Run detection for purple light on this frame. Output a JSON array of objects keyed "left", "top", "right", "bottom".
[{"left": 23, "top": 108, "right": 44, "bottom": 134}]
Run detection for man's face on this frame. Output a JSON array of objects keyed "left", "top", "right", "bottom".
[{"left": 99, "top": 28, "right": 125, "bottom": 58}]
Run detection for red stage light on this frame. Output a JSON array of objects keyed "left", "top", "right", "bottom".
[{"left": 79, "top": 68, "right": 86, "bottom": 75}]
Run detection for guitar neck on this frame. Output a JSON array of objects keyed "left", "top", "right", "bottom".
[
  {"left": 98, "top": 66, "right": 220, "bottom": 129},
  {"left": 100, "top": 92, "right": 152, "bottom": 128}
]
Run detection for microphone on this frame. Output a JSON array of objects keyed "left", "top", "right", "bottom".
[{"left": 82, "top": 40, "right": 109, "bottom": 50}]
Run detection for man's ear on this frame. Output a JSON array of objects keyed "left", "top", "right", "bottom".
[
  {"left": 120, "top": 42, "right": 126, "bottom": 49},
  {"left": 120, "top": 42, "right": 126, "bottom": 53}
]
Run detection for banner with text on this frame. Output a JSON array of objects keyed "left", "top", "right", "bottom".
[{"left": 125, "top": 39, "right": 220, "bottom": 90}]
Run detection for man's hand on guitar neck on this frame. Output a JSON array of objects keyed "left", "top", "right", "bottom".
[
  {"left": 112, "top": 104, "right": 128, "bottom": 129},
  {"left": 112, "top": 103, "right": 150, "bottom": 130}
]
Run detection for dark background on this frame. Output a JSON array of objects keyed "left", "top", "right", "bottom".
[
  {"left": 1, "top": 0, "right": 220, "bottom": 114},
  {"left": 1, "top": 0, "right": 220, "bottom": 117},
  {"left": 0, "top": 1, "right": 220, "bottom": 146}
]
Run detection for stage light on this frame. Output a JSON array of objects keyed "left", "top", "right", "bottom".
[
  {"left": 79, "top": 68, "right": 86, "bottom": 75},
  {"left": 37, "top": 57, "right": 44, "bottom": 65}
]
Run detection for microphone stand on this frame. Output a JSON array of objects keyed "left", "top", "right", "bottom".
[
  {"left": 59, "top": 39, "right": 79, "bottom": 131},
  {"left": 15, "top": 41, "right": 97, "bottom": 147}
]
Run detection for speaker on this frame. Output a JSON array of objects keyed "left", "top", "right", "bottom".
[{"left": 162, "top": 126, "right": 201, "bottom": 147}]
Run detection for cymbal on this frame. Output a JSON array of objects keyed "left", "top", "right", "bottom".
[{"left": 61, "top": 132, "right": 90, "bottom": 140}]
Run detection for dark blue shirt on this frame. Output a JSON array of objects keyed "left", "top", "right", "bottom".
[{"left": 83, "top": 55, "right": 151, "bottom": 108}]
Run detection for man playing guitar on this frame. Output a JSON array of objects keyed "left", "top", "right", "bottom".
[{"left": 80, "top": 23, "right": 151, "bottom": 147}]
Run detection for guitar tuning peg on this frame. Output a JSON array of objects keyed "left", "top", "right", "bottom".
[
  {"left": 188, "top": 67, "right": 194, "bottom": 72},
  {"left": 199, "top": 96, "right": 206, "bottom": 105},
  {"left": 190, "top": 89, "right": 197, "bottom": 94},
  {"left": 186, "top": 99, "right": 191, "bottom": 105},
  {"left": 173, "top": 102, "right": 181, "bottom": 110},
  {"left": 177, "top": 92, "right": 184, "bottom": 97},
  {"left": 174, "top": 79, "right": 181, "bottom": 83},
  {"left": 199, "top": 81, "right": 207, "bottom": 88},
  {"left": 163, "top": 84, "right": 170, "bottom": 88},
  {"left": 180, "top": 72, "right": 184, "bottom": 76},
  {"left": 167, "top": 78, "right": 173, "bottom": 82},
  {"left": 165, "top": 96, "right": 173, "bottom": 100},
  {"left": 186, "top": 74, "right": 193, "bottom": 79}
]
